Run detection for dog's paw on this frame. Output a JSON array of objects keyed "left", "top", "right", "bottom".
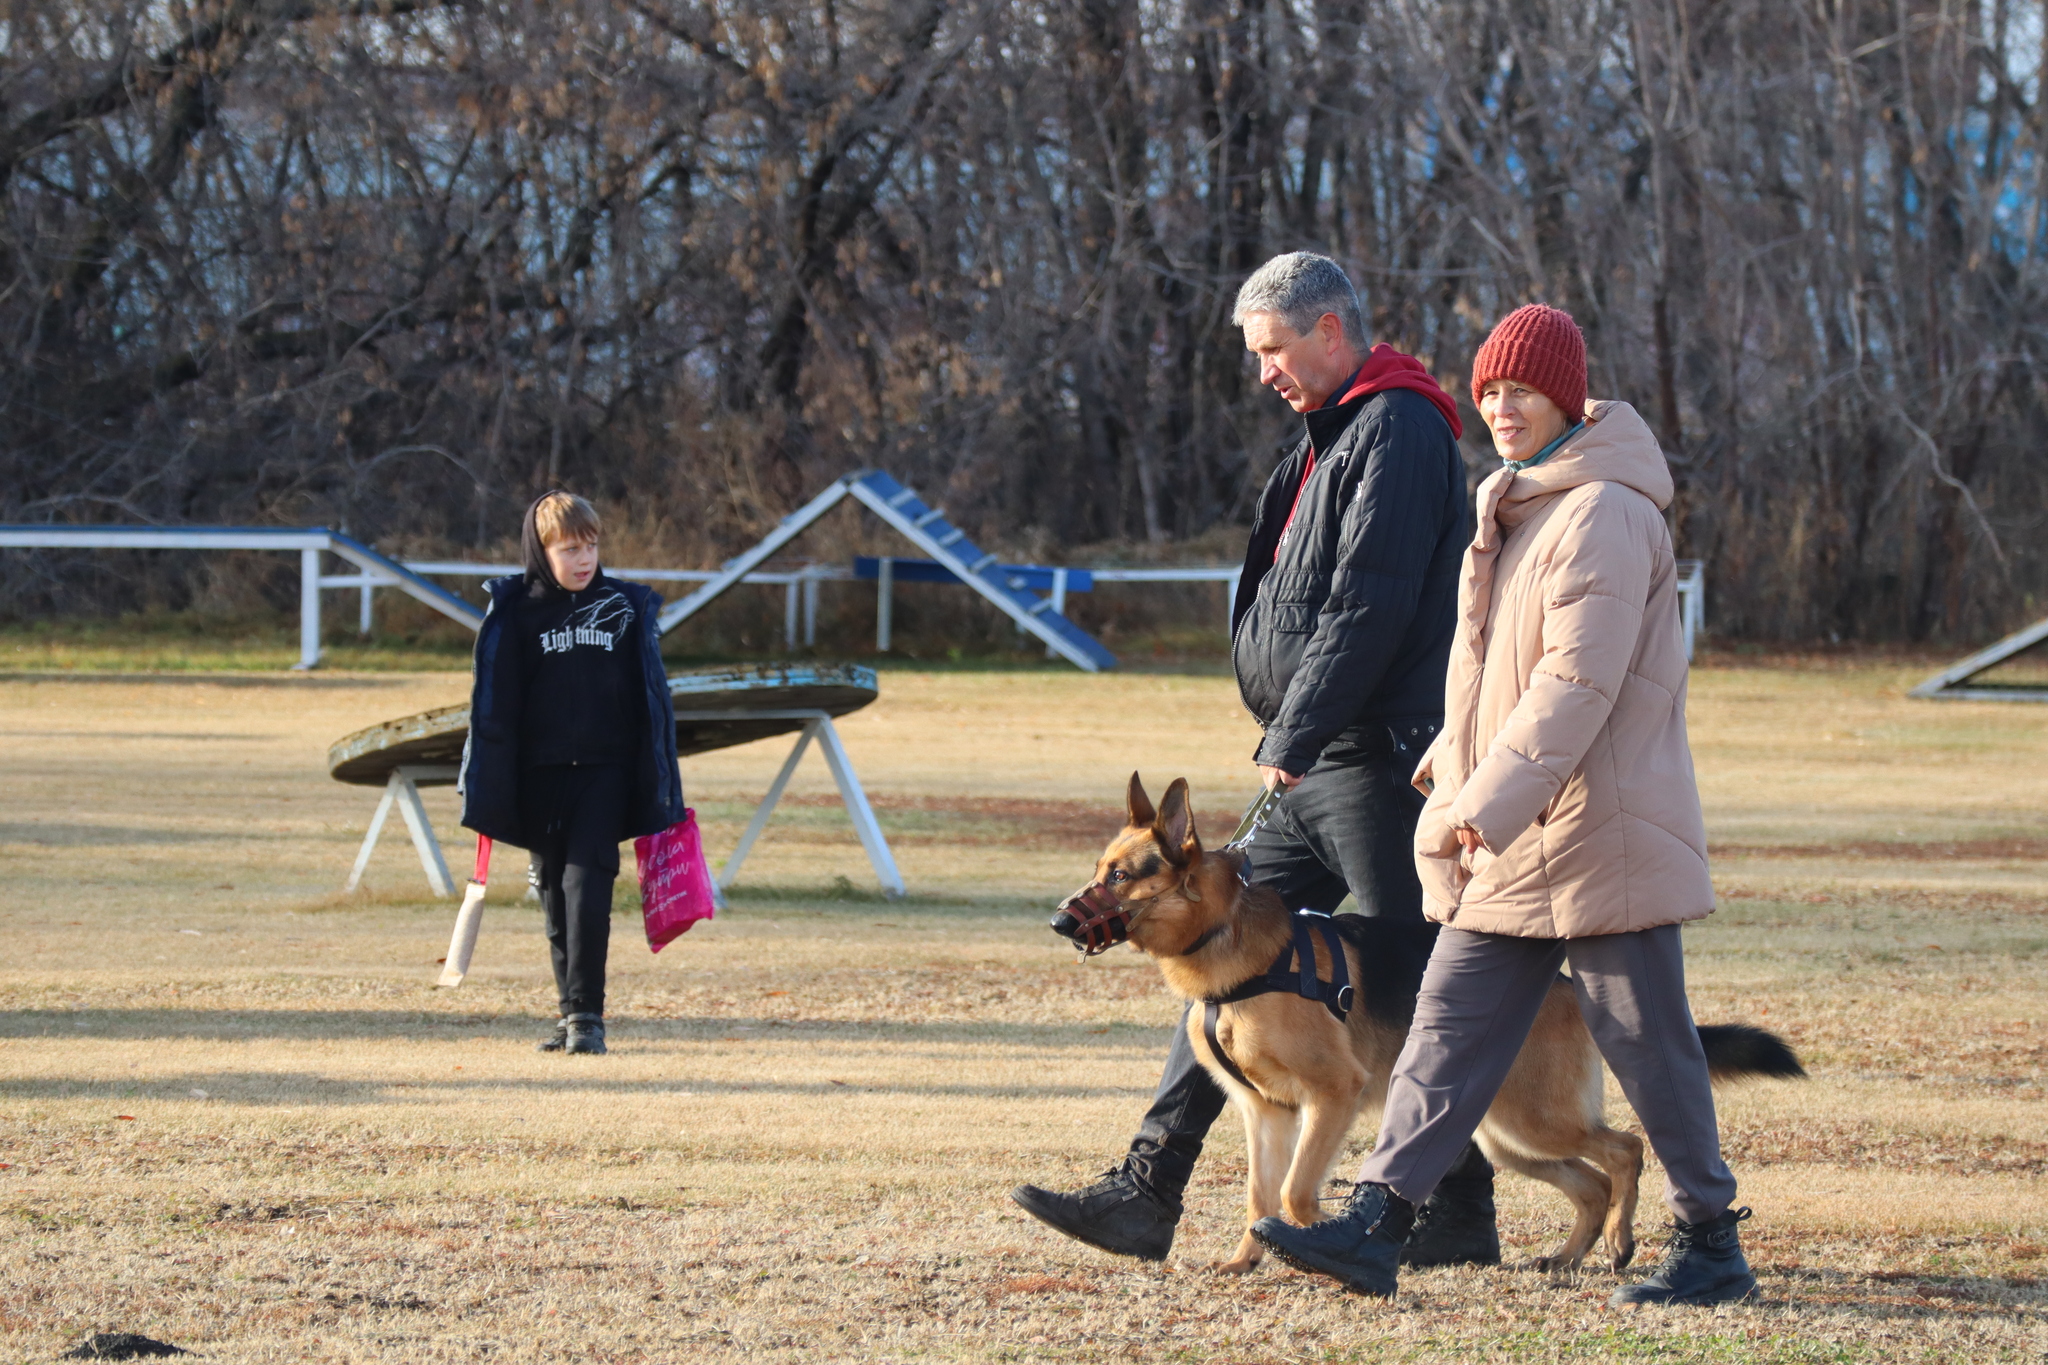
[
  {"left": 1533, "top": 1253, "right": 1586, "bottom": 1275},
  {"left": 1215, "top": 1258, "right": 1259, "bottom": 1276}
]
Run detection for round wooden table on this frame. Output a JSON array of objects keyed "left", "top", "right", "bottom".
[
  {"left": 330, "top": 663, "right": 898, "bottom": 897},
  {"left": 327, "top": 662, "right": 881, "bottom": 785}
]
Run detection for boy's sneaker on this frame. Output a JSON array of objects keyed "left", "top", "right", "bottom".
[
  {"left": 537, "top": 1018, "right": 569, "bottom": 1053},
  {"left": 1611, "top": 1207, "right": 1757, "bottom": 1307},
  {"left": 564, "top": 1014, "right": 606, "bottom": 1055}
]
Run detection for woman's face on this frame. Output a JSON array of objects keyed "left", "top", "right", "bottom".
[
  {"left": 544, "top": 534, "right": 599, "bottom": 592},
  {"left": 1478, "top": 380, "right": 1570, "bottom": 463}
]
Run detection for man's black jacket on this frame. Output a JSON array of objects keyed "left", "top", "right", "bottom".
[
  {"left": 1231, "top": 386, "right": 1471, "bottom": 775},
  {"left": 458, "top": 572, "right": 685, "bottom": 848}
]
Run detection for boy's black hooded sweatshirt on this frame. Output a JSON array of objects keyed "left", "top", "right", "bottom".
[
  {"left": 457, "top": 502, "right": 684, "bottom": 848},
  {"left": 514, "top": 518, "right": 644, "bottom": 769}
]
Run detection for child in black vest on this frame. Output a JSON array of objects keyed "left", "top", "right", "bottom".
[{"left": 459, "top": 491, "right": 685, "bottom": 1054}]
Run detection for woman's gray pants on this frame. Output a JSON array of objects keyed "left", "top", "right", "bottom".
[{"left": 1357, "top": 923, "right": 1738, "bottom": 1225}]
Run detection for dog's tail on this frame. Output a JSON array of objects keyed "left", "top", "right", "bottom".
[{"left": 1697, "top": 1023, "right": 1805, "bottom": 1082}]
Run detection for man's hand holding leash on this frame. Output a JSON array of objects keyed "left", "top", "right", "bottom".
[{"left": 1255, "top": 764, "right": 1302, "bottom": 791}]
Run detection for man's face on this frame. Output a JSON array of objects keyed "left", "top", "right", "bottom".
[{"left": 1242, "top": 311, "right": 1351, "bottom": 413}]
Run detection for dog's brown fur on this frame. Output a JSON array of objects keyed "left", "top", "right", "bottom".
[{"left": 1083, "top": 775, "right": 1646, "bottom": 1275}]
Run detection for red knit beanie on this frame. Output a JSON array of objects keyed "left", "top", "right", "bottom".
[{"left": 1469, "top": 304, "right": 1587, "bottom": 421}]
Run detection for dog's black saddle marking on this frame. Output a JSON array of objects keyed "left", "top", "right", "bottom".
[{"left": 1201, "top": 911, "right": 1353, "bottom": 1094}]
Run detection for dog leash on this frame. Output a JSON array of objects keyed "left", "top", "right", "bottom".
[{"left": 1222, "top": 778, "right": 1286, "bottom": 852}]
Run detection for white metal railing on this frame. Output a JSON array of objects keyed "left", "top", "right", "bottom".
[
  {"left": 0, "top": 527, "right": 1706, "bottom": 666},
  {"left": 393, "top": 558, "right": 1704, "bottom": 657},
  {"left": 399, "top": 560, "right": 844, "bottom": 650},
  {"left": 0, "top": 526, "right": 481, "bottom": 670}
]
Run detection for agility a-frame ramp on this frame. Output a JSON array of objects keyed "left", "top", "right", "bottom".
[
  {"left": 1910, "top": 614, "right": 2048, "bottom": 701},
  {"left": 657, "top": 470, "right": 1118, "bottom": 672}
]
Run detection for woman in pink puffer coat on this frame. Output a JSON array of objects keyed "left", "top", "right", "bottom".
[{"left": 1250, "top": 305, "right": 1759, "bottom": 1307}]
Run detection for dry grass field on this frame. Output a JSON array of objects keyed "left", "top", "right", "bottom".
[{"left": 3, "top": 658, "right": 2046, "bottom": 1363}]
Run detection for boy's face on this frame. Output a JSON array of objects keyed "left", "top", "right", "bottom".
[{"left": 544, "top": 534, "right": 599, "bottom": 592}]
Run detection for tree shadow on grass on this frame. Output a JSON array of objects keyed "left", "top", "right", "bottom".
[
  {"left": 1747, "top": 1266, "right": 2048, "bottom": 1316},
  {"left": 0, "top": 1008, "right": 1166, "bottom": 1050},
  {"left": 0, "top": 1066, "right": 1146, "bottom": 1107},
  {"left": 716, "top": 883, "right": 1058, "bottom": 917},
  {"left": 0, "top": 822, "right": 252, "bottom": 846}
]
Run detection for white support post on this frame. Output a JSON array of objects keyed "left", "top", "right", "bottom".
[
  {"left": 392, "top": 766, "right": 456, "bottom": 897},
  {"left": 1227, "top": 568, "right": 1242, "bottom": 639},
  {"left": 802, "top": 568, "right": 819, "bottom": 647},
  {"left": 716, "top": 723, "right": 816, "bottom": 889},
  {"left": 359, "top": 580, "right": 374, "bottom": 636},
  {"left": 876, "top": 557, "right": 893, "bottom": 652},
  {"left": 1047, "top": 568, "right": 1068, "bottom": 658},
  {"left": 1676, "top": 561, "right": 1705, "bottom": 662},
  {"left": 813, "top": 715, "right": 905, "bottom": 898},
  {"left": 343, "top": 780, "right": 399, "bottom": 892},
  {"left": 1688, "top": 571, "right": 1704, "bottom": 661},
  {"left": 297, "top": 547, "right": 322, "bottom": 670},
  {"left": 784, "top": 580, "right": 800, "bottom": 650}
]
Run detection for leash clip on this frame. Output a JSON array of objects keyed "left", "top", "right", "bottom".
[{"left": 1223, "top": 779, "right": 1286, "bottom": 852}]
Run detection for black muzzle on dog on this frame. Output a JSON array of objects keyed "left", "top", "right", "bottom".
[{"left": 1050, "top": 882, "right": 1130, "bottom": 956}]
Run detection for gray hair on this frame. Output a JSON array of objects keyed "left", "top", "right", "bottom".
[{"left": 1231, "top": 252, "right": 1364, "bottom": 345}]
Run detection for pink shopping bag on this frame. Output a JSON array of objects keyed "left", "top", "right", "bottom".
[{"left": 634, "top": 809, "right": 717, "bottom": 952}]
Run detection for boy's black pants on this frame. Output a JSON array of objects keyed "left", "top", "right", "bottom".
[{"left": 518, "top": 763, "right": 629, "bottom": 1018}]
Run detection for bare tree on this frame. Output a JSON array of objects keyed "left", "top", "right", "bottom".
[{"left": 3, "top": 0, "right": 2044, "bottom": 643}]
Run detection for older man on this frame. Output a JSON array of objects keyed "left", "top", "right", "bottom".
[{"left": 1012, "top": 253, "right": 1492, "bottom": 1266}]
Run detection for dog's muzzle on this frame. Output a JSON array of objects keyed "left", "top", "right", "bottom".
[{"left": 1050, "top": 882, "right": 1130, "bottom": 956}]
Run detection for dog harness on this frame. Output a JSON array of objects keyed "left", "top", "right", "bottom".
[{"left": 1200, "top": 911, "right": 1354, "bottom": 1096}]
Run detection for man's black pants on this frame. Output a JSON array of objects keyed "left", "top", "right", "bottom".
[
  {"left": 518, "top": 763, "right": 628, "bottom": 1019},
  {"left": 1126, "top": 742, "right": 1428, "bottom": 1199}
]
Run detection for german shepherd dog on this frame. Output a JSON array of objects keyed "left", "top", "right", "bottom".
[{"left": 1050, "top": 775, "right": 1802, "bottom": 1276}]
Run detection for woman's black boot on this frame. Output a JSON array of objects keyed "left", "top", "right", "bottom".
[
  {"left": 1611, "top": 1207, "right": 1757, "bottom": 1306},
  {"left": 1251, "top": 1182, "right": 1414, "bottom": 1297}
]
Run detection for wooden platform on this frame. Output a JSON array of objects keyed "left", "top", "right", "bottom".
[
  {"left": 330, "top": 663, "right": 901, "bottom": 901},
  {"left": 327, "top": 663, "right": 880, "bottom": 786}
]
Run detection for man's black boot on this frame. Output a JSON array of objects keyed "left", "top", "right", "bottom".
[
  {"left": 1010, "top": 1165, "right": 1181, "bottom": 1262},
  {"left": 1401, "top": 1142, "right": 1502, "bottom": 1268},
  {"left": 563, "top": 1013, "right": 606, "bottom": 1055},
  {"left": 1611, "top": 1207, "right": 1757, "bottom": 1307},
  {"left": 1251, "top": 1181, "right": 1415, "bottom": 1297},
  {"left": 536, "top": 1018, "right": 568, "bottom": 1053}
]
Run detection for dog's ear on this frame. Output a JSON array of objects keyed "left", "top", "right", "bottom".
[
  {"left": 1126, "top": 772, "right": 1156, "bottom": 829},
  {"left": 1155, "top": 778, "right": 1200, "bottom": 865}
]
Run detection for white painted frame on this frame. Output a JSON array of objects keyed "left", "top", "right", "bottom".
[
  {"left": 672, "top": 708, "right": 904, "bottom": 897},
  {"left": 343, "top": 764, "right": 459, "bottom": 897},
  {"left": 1910, "top": 612, "right": 2048, "bottom": 702}
]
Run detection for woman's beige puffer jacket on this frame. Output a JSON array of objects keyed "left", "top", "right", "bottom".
[{"left": 1412, "top": 399, "right": 1713, "bottom": 938}]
